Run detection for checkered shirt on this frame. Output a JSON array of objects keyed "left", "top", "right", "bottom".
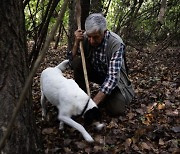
[{"left": 91, "top": 31, "right": 124, "bottom": 94}]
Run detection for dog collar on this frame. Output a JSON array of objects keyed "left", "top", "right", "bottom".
[{"left": 79, "top": 97, "right": 90, "bottom": 116}]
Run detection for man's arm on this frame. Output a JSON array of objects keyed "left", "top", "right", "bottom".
[
  {"left": 93, "top": 91, "right": 106, "bottom": 105},
  {"left": 94, "top": 44, "right": 124, "bottom": 105},
  {"left": 71, "top": 39, "right": 79, "bottom": 58},
  {"left": 71, "top": 29, "right": 85, "bottom": 58}
]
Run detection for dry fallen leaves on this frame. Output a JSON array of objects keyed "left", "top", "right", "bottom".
[{"left": 31, "top": 44, "right": 180, "bottom": 153}]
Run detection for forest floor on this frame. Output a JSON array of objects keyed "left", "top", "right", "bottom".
[{"left": 32, "top": 43, "right": 180, "bottom": 154}]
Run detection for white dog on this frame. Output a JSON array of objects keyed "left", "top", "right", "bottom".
[{"left": 40, "top": 60, "right": 104, "bottom": 142}]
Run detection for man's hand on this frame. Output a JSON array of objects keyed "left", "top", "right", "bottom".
[
  {"left": 93, "top": 91, "right": 106, "bottom": 105},
  {"left": 74, "top": 29, "right": 85, "bottom": 42},
  {"left": 72, "top": 29, "right": 85, "bottom": 57}
]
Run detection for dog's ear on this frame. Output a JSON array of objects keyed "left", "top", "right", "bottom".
[
  {"left": 84, "top": 107, "right": 101, "bottom": 125},
  {"left": 56, "top": 59, "right": 69, "bottom": 71}
]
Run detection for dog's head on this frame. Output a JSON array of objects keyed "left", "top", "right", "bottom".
[{"left": 84, "top": 107, "right": 101, "bottom": 125}]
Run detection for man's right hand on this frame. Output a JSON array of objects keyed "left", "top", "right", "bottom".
[
  {"left": 71, "top": 29, "right": 85, "bottom": 58},
  {"left": 74, "top": 29, "right": 85, "bottom": 42}
]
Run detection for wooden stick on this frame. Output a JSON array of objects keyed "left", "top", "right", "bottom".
[{"left": 76, "top": 0, "right": 91, "bottom": 96}]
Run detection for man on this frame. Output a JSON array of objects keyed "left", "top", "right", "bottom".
[{"left": 68, "top": 13, "right": 134, "bottom": 116}]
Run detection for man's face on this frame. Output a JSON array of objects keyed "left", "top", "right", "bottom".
[{"left": 87, "top": 31, "right": 104, "bottom": 47}]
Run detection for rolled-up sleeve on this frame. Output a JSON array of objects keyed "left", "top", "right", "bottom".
[{"left": 100, "top": 44, "right": 124, "bottom": 94}]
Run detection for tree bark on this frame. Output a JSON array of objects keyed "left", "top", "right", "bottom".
[
  {"left": 68, "top": 0, "right": 90, "bottom": 51},
  {"left": 81, "top": 0, "right": 90, "bottom": 30},
  {"left": 0, "top": 0, "right": 42, "bottom": 153},
  {"left": 91, "top": 0, "right": 102, "bottom": 13},
  {"left": 158, "top": 0, "right": 167, "bottom": 25},
  {"left": 68, "top": 0, "right": 76, "bottom": 51},
  {"left": 29, "top": 0, "right": 60, "bottom": 69}
]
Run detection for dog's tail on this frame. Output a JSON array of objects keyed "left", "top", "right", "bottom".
[{"left": 56, "top": 59, "right": 70, "bottom": 72}]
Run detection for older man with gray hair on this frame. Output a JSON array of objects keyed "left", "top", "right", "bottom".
[{"left": 68, "top": 13, "right": 134, "bottom": 116}]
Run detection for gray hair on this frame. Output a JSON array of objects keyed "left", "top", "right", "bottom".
[{"left": 85, "top": 13, "right": 107, "bottom": 35}]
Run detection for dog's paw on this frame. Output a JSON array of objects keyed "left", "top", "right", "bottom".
[
  {"left": 93, "top": 122, "right": 105, "bottom": 131},
  {"left": 84, "top": 134, "right": 94, "bottom": 143},
  {"left": 96, "top": 123, "right": 105, "bottom": 131}
]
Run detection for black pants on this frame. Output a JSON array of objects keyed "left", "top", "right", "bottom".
[{"left": 72, "top": 56, "right": 126, "bottom": 116}]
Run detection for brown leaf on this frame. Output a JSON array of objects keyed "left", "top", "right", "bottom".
[
  {"left": 106, "top": 136, "right": 115, "bottom": 145},
  {"left": 143, "top": 113, "right": 154, "bottom": 125},
  {"left": 157, "top": 103, "right": 165, "bottom": 110},
  {"left": 135, "top": 108, "right": 144, "bottom": 115},
  {"left": 132, "top": 144, "right": 140, "bottom": 151},
  {"left": 64, "top": 139, "right": 72, "bottom": 145},
  {"left": 93, "top": 145, "right": 103, "bottom": 152},
  {"left": 133, "top": 128, "right": 147, "bottom": 143},
  {"left": 64, "top": 147, "right": 71, "bottom": 153},
  {"left": 127, "top": 112, "right": 136, "bottom": 120},
  {"left": 107, "top": 119, "right": 119, "bottom": 128},
  {"left": 75, "top": 141, "right": 86, "bottom": 149},
  {"left": 42, "top": 128, "right": 54, "bottom": 135},
  {"left": 166, "top": 109, "right": 179, "bottom": 117},
  {"left": 94, "top": 135, "right": 105, "bottom": 145},
  {"left": 141, "top": 142, "right": 151, "bottom": 150},
  {"left": 159, "top": 138, "right": 165, "bottom": 145},
  {"left": 125, "top": 138, "right": 132, "bottom": 148},
  {"left": 164, "top": 100, "right": 172, "bottom": 106},
  {"left": 147, "top": 102, "right": 157, "bottom": 113},
  {"left": 85, "top": 147, "right": 91, "bottom": 153},
  {"left": 171, "top": 126, "right": 180, "bottom": 133}
]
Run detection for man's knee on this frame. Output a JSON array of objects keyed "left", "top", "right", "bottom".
[
  {"left": 71, "top": 56, "right": 89, "bottom": 92},
  {"left": 105, "top": 99, "right": 126, "bottom": 116},
  {"left": 71, "top": 56, "right": 82, "bottom": 71},
  {"left": 105, "top": 88, "right": 127, "bottom": 116}
]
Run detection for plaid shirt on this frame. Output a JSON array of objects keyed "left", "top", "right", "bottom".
[{"left": 91, "top": 31, "right": 124, "bottom": 94}]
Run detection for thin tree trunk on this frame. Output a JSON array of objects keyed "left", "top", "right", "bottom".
[
  {"left": 81, "top": 0, "right": 90, "bottom": 30},
  {"left": 68, "top": 0, "right": 90, "bottom": 51},
  {"left": 91, "top": 0, "right": 102, "bottom": 13},
  {"left": 68, "top": 0, "right": 76, "bottom": 51},
  {"left": 54, "top": 22, "right": 63, "bottom": 49},
  {"left": 158, "top": 0, "right": 167, "bottom": 25},
  {"left": 29, "top": 0, "right": 60, "bottom": 69}
]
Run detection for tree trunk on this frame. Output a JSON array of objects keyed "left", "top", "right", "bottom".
[
  {"left": 158, "top": 0, "right": 167, "bottom": 25},
  {"left": 0, "top": 0, "right": 42, "bottom": 153},
  {"left": 81, "top": 0, "right": 90, "bottom": 30},
  {"left": 91, "top": 0, "right": 102, "bottom": 13},
  {"left": 68, "top": 0, "right": 90, "bottom": 51},
  {"left": 54, "top": 22, "right": 63, "bottom": 49},
  {"left": 29, "top": 0, "right": 60, "bottom": 69}
]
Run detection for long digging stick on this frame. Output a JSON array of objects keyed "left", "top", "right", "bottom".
[{"left": 76, "top": 0, "right": 91, "bottom": 96}]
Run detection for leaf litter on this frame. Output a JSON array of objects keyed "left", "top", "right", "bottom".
[{"left": 32, "top": 43, "right": 180, "bottom": 153}]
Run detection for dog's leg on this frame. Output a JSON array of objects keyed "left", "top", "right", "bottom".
[
  {"left": 58, "top": 115, "right": 94, "bottom": 142},
  {"left": 40, "top": 90, "right": 47, "bottom": 120}
]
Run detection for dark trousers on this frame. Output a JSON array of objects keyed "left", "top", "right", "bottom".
[{"left": 72, "top": 56, "right": 126, "bottom": 116}]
